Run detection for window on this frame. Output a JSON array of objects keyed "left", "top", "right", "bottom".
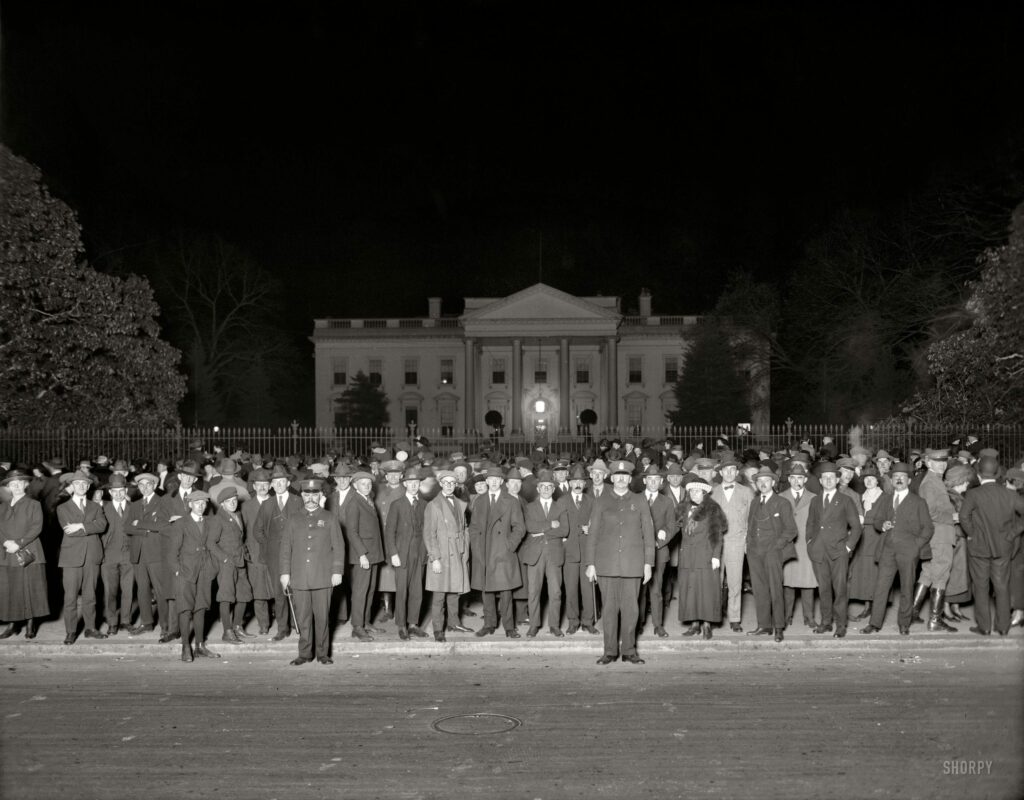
[
  {"left": 627, "top": 400, "right": 644, "bottom": 431},
  {"left": 332, "top": 357, "right": 347, "bottom": 386},
  {"left": 403, "top": 358, "right": 418, "bottom": 386},
  {"left": 368, "top": 359, "right": 383, "bottom": 387},
  {"left": 440, "top": 358, "right": 454, "bottom": 386},
  {"left": 491, "top": 358, "right": 506, "bottom": 385},
  {"left": 439, "top": 399, "right": 455, "bottom": 437},
  {"left": 575, "top": 357, "right": 590, "bottom": 385},
  {"left": 534, "top": 359, "right": 547, "bottom": 384},
  {"left": 628, "top": 356, "right": 643, "bottom": 384},
  {"left": 664, "top": 356, "right": 678, "bottom": 384},
  {"left": 404, "top": 407, "right": 419, "bottom": 427}
]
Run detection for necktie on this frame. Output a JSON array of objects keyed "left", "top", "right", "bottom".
[
  {"left": 723, "top": 484, "right": 735, "bottom": 490},
  {"left": 447, "top": 496, "right": 455, "bottom": 510},
  {"left": 491, "top": 493, "right": 498, "bottom": 506},
  {"left": 77, "top": 498, "right": 85, "bottom": 511},
  {"left": 543, "top": 500, "right": 549, "bottom": 515},
  {"left": 894, "top": 493, "right": 902, "bottom": 511},
  {"left": 117, "top": 503, "right": 124, "bottom": 515},
  {"left": 794, "top": 491, "right": 800, "bottom": 502},
  {"left": 648, "top": 493, "right": 656, "bottom": 504},
  {"left": 824, "top": 492, "right": 831, "bottom": 506},
  {"left": 574, "top": 494, "right": 581, "bottom": 509},
  {"left": 761, "top": 495, "right": 767, "bottom": 506},
  {"left": 278, "top": 494, "right": 286, "bottom": 511}
]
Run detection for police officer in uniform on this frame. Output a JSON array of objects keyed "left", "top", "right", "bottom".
[{"left": 280, "top": 479, "right": 345, "bottom": 665}]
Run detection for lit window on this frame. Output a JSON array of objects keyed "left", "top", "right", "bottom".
[{"left": 440, "top": 358, "right": 454, "bottom": 386}]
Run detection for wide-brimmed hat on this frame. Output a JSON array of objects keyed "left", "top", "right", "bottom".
[
  {"left": 107, "top": 474, "right": 129, "bottom": 490},
  {"left": 535, "top": 469, "right": 556, "bottom": 485},
  {"left": 268, "top": 464, "right": 292, "bottom": 481},
  {"left": 664, "top": 463, "right": 684, "bottom": 477},
  {"left": 218, "top": 458, "right": 239, "bottom": 476},
  {"left": 589, "top": 459, "right": 610, "bottom": 475},
  {"left": 891, "top": 462, "right": 914, "bottom": 475},
  {"left": 753, "top": 466, "right": 777, "bottom": 481},
  {"left": 483, "top": 466, "right": 504, "bottom": 480},
  {"left": 874, "top": 449, "right": 893, "bottom": 462},
  {"left": 66, "top": 470, "right": 95, "bottom": 485},
  {"left": 249, "top": 467, "right": 272, "bottom": 482},
  {"left": 178, "top": 460, "right": 203, "bottom": 478},
  {"left": 1, "top": 468, "right": 34, "bottom": 485},
  {"left": 788, "top": 462, "right": 809, "bottom": 476},
  {"left": 642, "top": 464, "right": 662, "bottom": 478}
]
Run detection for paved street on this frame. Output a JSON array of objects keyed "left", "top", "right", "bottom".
[{"left": 2, "top": 627, "right": 1021, "bottom": 800}]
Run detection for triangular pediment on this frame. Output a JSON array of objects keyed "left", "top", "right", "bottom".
[{"left": 463, "top": 283, "right": 619, "bottom": 322}]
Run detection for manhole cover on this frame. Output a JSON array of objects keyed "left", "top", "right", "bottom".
[{"left": 431, "top": 713, "right": 522, "bottom": 735}]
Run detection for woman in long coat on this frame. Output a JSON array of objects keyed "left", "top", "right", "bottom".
[
  {"left": 675, "top": 477, "right": 726, "bottom": 639},
  {"left": 848, "top": 466, "right": 885, "bottom": 621},
  {"left": 423, "top": 471, "right": 471, "bottom": 641},
  {"left": 0, "top": 469, "right": 50, "bottom": 639},
  {"left": 942, "top": 463, "right": 975, "bottom": 623}
]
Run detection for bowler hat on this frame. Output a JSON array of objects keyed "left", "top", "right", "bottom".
[
  {"left": 891, "top": 462, "right": 914, "bottom": 475},
  {"left": 107, "top": 474, "right": 129, "bottom": 489},
  {"left": 816, "top": 461, "right": 838, "bottom": 475},
  {"left": 535, "top": 469, "right": 556, "bottom": 485}
]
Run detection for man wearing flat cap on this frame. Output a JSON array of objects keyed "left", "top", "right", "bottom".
[
  {"left": 745, "top": 466, "right": 797, "bottom": 641},
  {"left": 280, "top": 479, "right": 345, "bottom": 664},
  {"left": 57, "top": 471, "right": 108, "bottom": 643},
  {"left": 383, "top": 467, "right": 430, "bottom": 639},
  {"left": 468, "top": 466, "right": 526, "bottom": 638},
  {"left": 211, "top": 487, "right": 253, "bottom": 644},
  {"left": 585, "top": 460, "right": 655, "bottom": 664}
]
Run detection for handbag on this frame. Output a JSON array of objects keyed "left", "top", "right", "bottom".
[{"left": 14, "top": 547, "right": 36, "bottom": 567}]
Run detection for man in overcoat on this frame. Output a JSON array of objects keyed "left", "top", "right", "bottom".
[
  {"left": 280, "top": 479, "right": 345, "bottom": 664},
  {"left": 585, "top": 460, "right": 655, "bottom": 664},
  {"left": 253, "top": 464, "right": 303, "bottom": 640},
  {"left": 170, "top": 491, "right": 225, "bottom": 661},
  {"left": 423, "top": 470, "right": 471, "bottom": 641}
]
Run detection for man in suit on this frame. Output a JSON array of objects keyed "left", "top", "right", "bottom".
[
  {"left": 240, "top": 467, "right": 274, "bottom": 635},
  {"left": 467, "top": 466, "right": 526, "bottom": 638},
  {"left": 374, "top": 460, "right": 407, "bottom": 623},
  {"left": 958, "top": 454, "right": 1024, "bottom": 635},
  {"left": 912, "top": 448, "right": 960, "bottom": 632},
  {"left": 521, "top": 470, "right": 569, "bottom": 637},
  {"left": 558, "top": 464, "right": 598, "bottom": 635},
  {"left": 344, "top": 470, "right": 385, "bottom": 640},
  {"left": 169, "top": 491, "right": 225, "bottom": 662},
  {"left": 280, "top": 479, "right": 346, "bottom": 665},
  {"left": 637, "top": 465, "right": 678, "bottom": 638},
  {"left": 383, "top": 466, "right": 429, "bottom": 640},
  {"left": 585, "top": 460, "right": 655, "bottom": 664},
  {"left": 253, "top": 464, "right": 303, "bottom": 640},
  {"left": 805, "top": 462, "right": 862, "bottom": 638},
  {"left": 127, "top": 473, "right": 171, "bottom": 636},
  {"left": 711, "top": 457, "right": 753, "bottom": 632},
  {"left": 862, "top": 462, "right": 934, "bottom": 635},
  {"left": 100, "top": 474, "right": 135, "bottom": 635},
  {"left": 552, "top": 461, "right": 571, "bottom": 501},
  {"left": 57, "top": 471, "right": 109, "bottom": 643},
  {"left": 745, "top": 466, "right": 798, "bottom": 641},
  {"left": 211, "top": 487, "right": 252, "bottom": 644}
]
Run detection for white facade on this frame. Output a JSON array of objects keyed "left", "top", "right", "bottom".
[{"left": 311, "top": 283, "right": 769, "bottom": 437}]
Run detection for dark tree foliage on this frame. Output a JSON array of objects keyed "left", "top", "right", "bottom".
[
  {"left": 667, "top": 322, "right": 750, "bottom": 427},
  {"left": 334, "top": 371, "right": 390, "bottom": 428}
]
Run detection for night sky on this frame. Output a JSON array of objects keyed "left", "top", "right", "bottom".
[{"left": 3, "top": 2, "right": 1022, "bottom": 329}]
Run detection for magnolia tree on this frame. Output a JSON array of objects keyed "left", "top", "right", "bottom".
[{"left": 0, "top": 145, "right": 186, "bottom": 427}]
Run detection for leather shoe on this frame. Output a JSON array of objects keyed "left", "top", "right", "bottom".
[
  {"left": 549, "top": 626, "right": 564, "bottom": 637},
  {"left": 681, "top": 622, "right": 701, "bottom": 637},
  {"left": 860, "top": 625, "right": 881, "bottom": 634},
  {"left": 969, "top": 626, "right": 991, "bottom": 636},
  {"left": 181, "top": 645, "right": 193, "bottom": 663},
  {"left": 221, "top": 631, "right": 242, "bottom": 644},
  {"left": 272, "top": 629, "right": 291, "bottom": 641},
  {"left": 803, "top": 617, "right": 815, "bottom": 628},
  {"left": 622, "top": 654, "right": 645, "bottom": 664},
  {"left": 446, "top": 624, "right": 473, "bottom": 633},
  {"left": 128, "top": 624, "right": 154, "bottom": 635},
  {"left": 833, "top": 628, "right": 847, "bottom": 638},
  {"left": 351, "top": 628, "right": 373, "bottom": 641},
  {"left": 290, "top": 657, "right": 311, "bottom": 666},
  {"left": 84, "top": 629, "right": 108, "bottom": 640},
  {"left": 654, "top": 626, "right": 669, "bottom": 638},
  {"left": 582, "top": 624, "right": 599, "bottom": 635},
  {"left": 107, "top": 625, "right": 118, "bottom": 636},
  {"left": 25, "top": 622, "right": 37, "bottom": 640},
  {"left": 433, "top": 631, "right": 446, "bottom": 642},
  {"left": 747, "top": 627, "right": 772, "bottom": 636},
  {"left": 899, "top": 626, "right": 910, "bottom": 635},
  {"left": 398, "top": 628, "right": 410, "bottom": 640},
  {"left": 505, "top": 629, "right": 521, "bottom": 638},
  {"left": 317, "top": 656, "right": 333, "bottom": 665},
  {"left": 475, "top": 626, "right": 496, "bottom": 638},
  {"left": 119, "top": 623, "right": 134, "bottom": 632},
  {"left": 258, "top": 628, "right": 270, "bottom": 636},
  {"left": 194, "top": 644, "right": 220, "bottom": 658},
  {"left": 1009, "top": 610, "right": 1024, "bottom": 628},
  {"left": 0, "top": 624, "right": 16, "bottom": 639},
  {"left": 158, "top": 632, "right": 180, "bottom": 643},
  {"left": 774, "top": 629, "right": 784, "bottom": 642},
  {"left": 526, "top": 626, "right": 540, "bottom": 638},
  {"left": 63, "top": 633, "right": 77, "bottom": 645},
  {"left": 596, "top": 655, "right": 618, "bottom": 665},
  {"left": 408, "top": 626, "right": 428, "bottom": 638},
  {"left": 730, "top": 623, "right": 743, "bottom": 632},
  {"left": 234, "top": 625, "right": 257, "bottom": 638},
  {"left": 566, "top": 624, "right": 580, "bottom": 635},
  {"left": 367, "top": 626, "right": 386, "bottom": 634},
  {"left": 813, "top": 623, "right": 833, "bottom": 634}
]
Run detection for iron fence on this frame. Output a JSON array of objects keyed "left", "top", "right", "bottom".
[{"left": 1, "top": 423, "right": 1022, "bottom": 469}]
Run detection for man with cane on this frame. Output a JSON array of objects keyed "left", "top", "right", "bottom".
[{"left": 279, "top": 479, "right": 346, "bottom": 665}]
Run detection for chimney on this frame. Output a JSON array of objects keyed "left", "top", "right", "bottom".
[
  {"left": 639, "top": 288, "right": 652, "bottom": 318},
  {"left": 428, "top": 297, "right": 442, "bottom": 319}
]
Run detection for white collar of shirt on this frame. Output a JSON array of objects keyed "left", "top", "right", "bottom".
[{"left": 895, "top": 489, "right": 908, "bottom": 501}]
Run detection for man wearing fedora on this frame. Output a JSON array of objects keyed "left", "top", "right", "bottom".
[
  {"left": 127, "top": 472, "right": 172, "bottom": 636},
  {"left": 100, "top": 474, "right": 135, "bottom": 635},
  {"left": 585, "top": 460, "right": 655, "bottom": 664},
  {"left": 241, "top": 466, "right": 276, "bottom": 634},
  {"left": 522, "top": 470, "right": 569, "bottom": 637},
  {"left": 253, "top": 464, "right": 304, "bottom": 640},
  {"left": 280, "top": 479, "right": 345, "bottom": 665},
  {"left": 423, "top": 469, "right": 472, "bottom": 641},
  {"left": 57, "top": 471, "right": 109, "bottom": 644},
  {"left": 383, "top": 466, "right": 430, "bottom": 639},
  {"left": 559, "top": 463, "right": 598, "bottom": 635},
  {"left": 344, "top": 470, "right": 385, "bottom": 641},
  {"left": 910, "top": 448, "right": 960, "bottom": 632},
  {"left": 637, "top": 464, "right": 677, "bottom": 638},
  {"left": 745, "top": 466, "right": 797, "bottom": 642},
  {"left": 711, "top": 456, "right": 753, "bottom": 632},
  {"left": 468, "top": 466, "right": 526, "bottom": 638},
  {"left": 862, "top": 462, "right": 934, "bottom": 635}
]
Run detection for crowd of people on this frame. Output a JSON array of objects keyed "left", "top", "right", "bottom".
[{"left": 1, "top": 433, "right": 1022, "bottom": 666}]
